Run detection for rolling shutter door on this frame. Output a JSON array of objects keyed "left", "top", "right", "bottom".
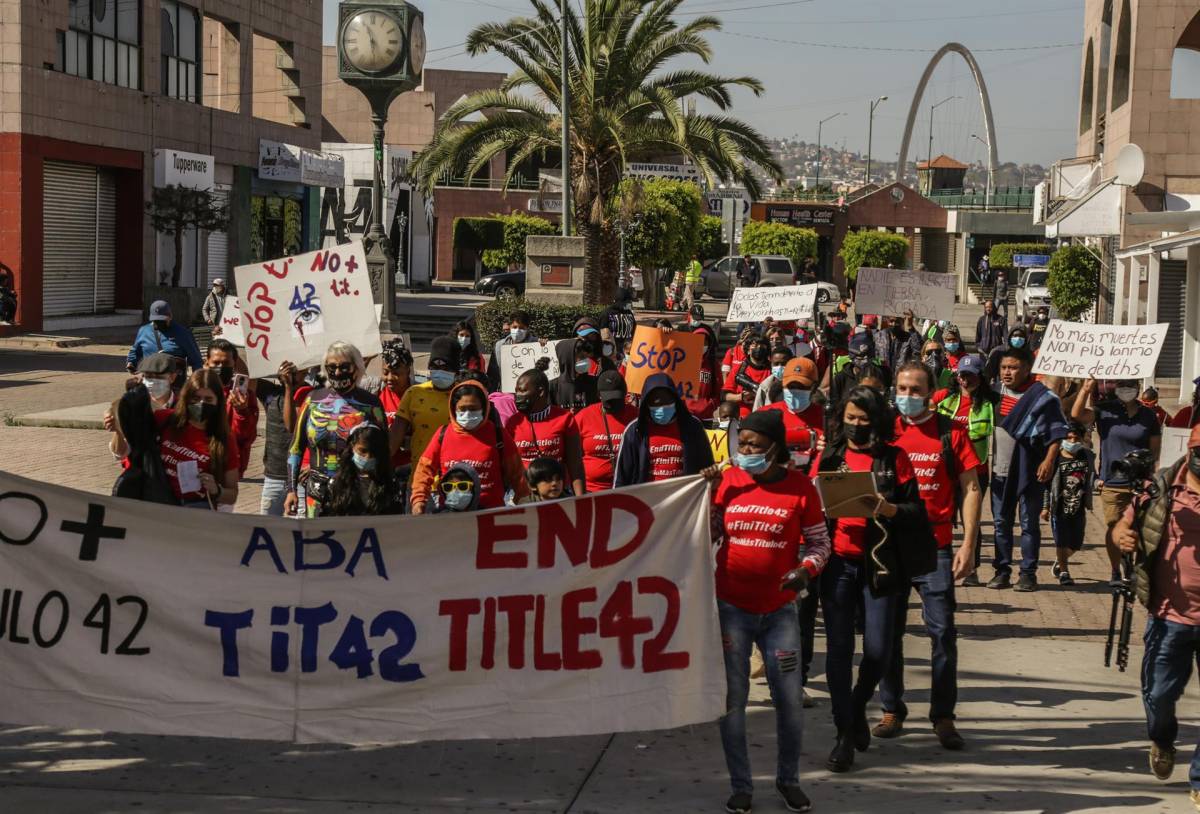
[
  {"left": 42, "top": 161, "right": 98, "bottom": 317},
  {"left": 95, "top": 170, "right": 117, "bottom": 312},
  {"left": 206, "top": 185, "right": 230, "bottom": 288},
  {"left": 1156, "top": 260, "right": 1186, "bottom": 379}
]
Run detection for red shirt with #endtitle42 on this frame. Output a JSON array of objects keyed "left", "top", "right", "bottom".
[
  {"left": 648, "top": 422, "right": 685, "bottom": 481},
  {"left": 894, "top": 414, "right": 980, "bottom": 548}
]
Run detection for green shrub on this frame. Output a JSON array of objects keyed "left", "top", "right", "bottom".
[
  {"left": 838, "top": 231, "right": 910, "bottom": 280},
  {"left": 696, "top": 215, "right": 728, "bottom": 262},
  {"left": 1047, "top": 245, "right": 1100, "bottom": 320},
  {"left": 988, "top": 242, "right": 1052, "bottom": 270},
  {"left": 475, "top": 298, "right": 608, "bottom": 348},
  {"left": 740, "top": 221, "right": 818, "bottom": 268},
  {"left": 615, "top": 178, "right": 705, "bottom": 274},
  {"left": 481, "top": 212, "right": 557, "bottom": 270},
  {"left": 452, "top": 216, "right": 503, "bottom": 251}
]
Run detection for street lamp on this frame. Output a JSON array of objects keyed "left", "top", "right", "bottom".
[
  {"left": 926, "top": 95, "right": 958, "bottom": 176},
  {"left": 815, "top": 112, "right": 843, "bottom": 195},
  {"left": 559, "top": 0, "right": 571, "bottom": 236},
  {"left": 971, "top": 133, "right": 993, "bottom": 211},
  {"left": 866, "top": 95, "right": 887, "bottom": 187}
]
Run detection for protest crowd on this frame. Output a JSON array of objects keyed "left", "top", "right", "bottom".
[{"left": 86, "top": 274, "right": 1200, "bottom": 814}]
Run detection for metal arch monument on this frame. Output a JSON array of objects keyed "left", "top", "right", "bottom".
[{"left": 896, "top": 43, "right": 999, "bottom": 183}]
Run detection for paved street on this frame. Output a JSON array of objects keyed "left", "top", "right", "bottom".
[{"left": 0, "top": 339, "right": 1197, "bottom": 813}]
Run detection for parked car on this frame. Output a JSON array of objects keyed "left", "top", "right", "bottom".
[
  {"left": 474, "top": 269, "right": 525, "bottom": 300},
  {"left": 1015, "top": 267, "right": 1053, "bottom": 320},
  {"left": 697, "top": 255, "right": 841, "bottom": 304}
]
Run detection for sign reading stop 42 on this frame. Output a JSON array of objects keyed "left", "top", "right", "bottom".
[{"left": 623, "top": 326, "right": 705, "bottom": 400}]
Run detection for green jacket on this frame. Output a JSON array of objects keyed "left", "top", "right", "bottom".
[
  {"left": 686, "top": 260, "right": 702, "bottom": 284},
  {"left": 935, "top": 390, "right": 995, "bottom": 466},
  {"left": 1133, "top": 458, "right": 1188, "bottom": 608}
]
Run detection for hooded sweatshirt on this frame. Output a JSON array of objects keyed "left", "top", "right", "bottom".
[
  {"left": 553, "top": 319, "right": 617, "bottom": 410},
  {"left": 411, "top": 381, "right": 531, "bottom": 511},
  {"left": 613, "top": 373, "right": 714, "bottom": 487},
  {"left": 434, "top": 463, "right": 483, "bottom": 514}
]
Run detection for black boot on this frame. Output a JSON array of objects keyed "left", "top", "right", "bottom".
[
  {"left": 826, "top": 731, "right": 856, "bottom": 773},
  {"left": 853, "top": 705, "right": 871, "bottom": 752}
]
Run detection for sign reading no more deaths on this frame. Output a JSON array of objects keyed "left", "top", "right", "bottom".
[{"left": 1032, "top": 320, "right": 1169, "bottom": 380}]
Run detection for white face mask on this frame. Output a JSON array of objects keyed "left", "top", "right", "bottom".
[
  {"left": 1115, "top": 387, "right": 1139, "bottom": 404},
  {"left": 456, "top": 409, "right": 484, "bottom": 430},
  {"left": 143, "top": 376, "right": 171, "bottom": 400},
  {"left": 510, "top": 327, "right": 527, "bottom": 342}
]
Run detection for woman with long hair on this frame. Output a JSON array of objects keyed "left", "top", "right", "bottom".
[
  {"left": 452, "top": 320, "right": 485, "bottom": 373},
  {"left": 322, "top": 423, "right": 404, "bottom": 516},
  {"left": 157, "top": 368, "right": 240, "bottom": 509}
]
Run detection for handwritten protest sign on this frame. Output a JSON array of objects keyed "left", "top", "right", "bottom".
[
  {"left": 0, "top": 470, "right": 723, "bottom": 744},
  {"left": 624, "top": 326, "right": 705, "bottom": 399},
  {"left": 854, "top": 268, "right": 957, "bottom": 321},
  {"left": 233, "top": 241, "right": 381, "bottom": 378},
  {"left": 1162, "top": 427, "right": 1190, "bottom": 464},
  {"left": 1033, "top": 320, "right": 1169, "bottom": 380},
  {"left": 216, "top": 297, "right": 245, "bottom": 345},
  {"left": 499, "top": 340, "right": 563, "bottom": 392},
  {"left": 726, "top": 285, "right": 819, "bottom": 323}
]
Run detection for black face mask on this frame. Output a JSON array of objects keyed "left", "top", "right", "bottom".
[
  {"left": 152, "top": 320, "right": 169, "bottom": 332},
  {"left": 1189, "top": 450, "right": 1200, "bottom": 479},
  {"left": 749, "top": 346, "right": 769, "bottom": 363},
  {"left": 844, "top": 422, "right": 873, "bottom": 446},
  {"left": 514, "top": 394, "right": 534, "bottom": 414},
  {"left": 215, "top": 365, "right": 234, "bottom": 387}
]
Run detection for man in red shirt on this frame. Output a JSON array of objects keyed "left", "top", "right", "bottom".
[
  {"left": 760, "top": 357, "right": 824, "bottom": 471},
  {"left": 875, "top": 361, "right": 983, "bottom": 751},
  {"left": 504, "top": 369, "right": 586, "bottom": 495},
  {"left": 722, "top": 334, "right": 773, "bottom": 418},
  {"left": 576, "top": 370, "right": 638, "bottom": 492},
  {"left": 205, "top": 339, "right": 258, "bottom": 478}
]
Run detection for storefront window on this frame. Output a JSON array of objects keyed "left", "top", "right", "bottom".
[
  {"left": 251, "top": 195, "right": 304, "bottom": 262},
  {"left": 161, "top": 1, "right": 200, "bottom": 103},
  {"left": 59, "top": 0, "right": 140, "bottom": 90}
]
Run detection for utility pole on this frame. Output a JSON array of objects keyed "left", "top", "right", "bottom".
[
  {"left": 866, "top": 95, "right": 887, "bottom": 187},
  {"left": 816, "top": 112, "right": 843, "bottom": 194},
  {"left": 559, "top": 0, "right": 571, "bottom": 236},
  {"left": 971, "top": 133, "right": 993, "bottom": 211}
]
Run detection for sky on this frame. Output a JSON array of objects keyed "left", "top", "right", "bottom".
[{"left": 321, "top": 0, "right": 1085, "bottom": 168}]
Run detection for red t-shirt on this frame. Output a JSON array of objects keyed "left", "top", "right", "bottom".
[
  {"left": 760, "top": 401, "right": 825, "bottom": 470},
  {"left": 647, "top": 422, "right": 685, "bottom": 481},
  {"left": 894, "top": 415, "right": 981, "bottom": 548},
  {"left": 379, "top": 386, "right": 412, "bottom": 468},
  {"left": 576, "top": 403, "right": 637, "bottom": 492},
  {"left": 155, "top": 411, "right": 242, "bottom": 503},
  {"left": 419, "top": 421, "right": 510, "bottom": 509},
  {"left": 722, "top": 363, "right": 772, "bottom": 417},
  {"left": 504, "top": 407, "right": 581, "bottom": 467},
  {"left": 827, "top": 447, "right": 916, "bottom": 559},
  {"left": 1168, "top": 406, "right": 1194, "bottom": 429},
  {"left": 946, "top": 350, "right": 965, "bottom": 371},
  {"left": 998, "top": 379, "right": 1032, "bottom": 418},
  {"left": 714, "top": 467, "right": 826, "bottom": 614}
]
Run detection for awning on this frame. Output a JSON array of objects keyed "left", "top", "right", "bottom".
[
  {"left": 1044, "top": 178, "right": 1120, "bottom": 238},
  {"left": 1115, "top": 226, "right": 1200, "bottom": 259}
]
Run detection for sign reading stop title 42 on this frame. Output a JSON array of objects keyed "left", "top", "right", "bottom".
[
  {"left": 623, "top": 326, "right": 705, "bottom": 399},
  {"left": 233, "top": 241, "right": 382, "bottom": 379}
]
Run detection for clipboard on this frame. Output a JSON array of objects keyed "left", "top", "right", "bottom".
[{"left": 815, "top": 471, "right": 879, "bottom": 518}]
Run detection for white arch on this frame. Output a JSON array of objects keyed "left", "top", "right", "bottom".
[{"left": 896, "top": 43, "right": 999, "bottom": 183}]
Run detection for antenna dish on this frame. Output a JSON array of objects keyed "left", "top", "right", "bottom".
[
  {"left": 891, "top": 186, "right": 905, "bottom": 203},
  {"left": 1114, "top": 143, "right": 1145, "bottom": 187}
]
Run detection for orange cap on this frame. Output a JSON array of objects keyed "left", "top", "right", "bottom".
[{"left": 782, "top": 357, "right": 819, "bottom": 388}]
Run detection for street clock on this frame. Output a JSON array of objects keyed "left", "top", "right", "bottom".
[{"left": 337, "top": 1, "right": 425, "bottom": 90}]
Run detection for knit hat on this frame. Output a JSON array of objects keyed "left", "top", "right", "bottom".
[{"left": 739, "top": 409, "right": 786, "bottom": 454}]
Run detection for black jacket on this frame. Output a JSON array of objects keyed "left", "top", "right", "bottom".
[
  {"left": 553, "top": 337, "right": 616, "bottom": 410},
  {"left": 614, "top": 373, "right": 714, "bottom": 487}
]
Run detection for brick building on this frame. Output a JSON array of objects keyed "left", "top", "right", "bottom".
[{"left": 0, "top": 0, "right": 328, "bottom": 334}]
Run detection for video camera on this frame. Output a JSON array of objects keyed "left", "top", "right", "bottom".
[
  {"left": 1105, "top": 448, "right": 1160, "bottom": 673},
  {"left": 1109, "top": 448, "right": 1159, "bottom": 495}
]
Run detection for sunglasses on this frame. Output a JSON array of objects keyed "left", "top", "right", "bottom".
[
  {"left": 440, "top": 480, "right": 474, "bottom": 494},
  {"left": 326, "top": 363, "right": 354, "bottom": 375}
]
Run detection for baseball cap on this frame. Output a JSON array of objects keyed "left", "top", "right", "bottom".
[
  {"left": 848, "top": 332, "right": 872, "bottom": 355},
  {"left": 597, "top": 370, "right": 626, "bottom": 401},
  {"left": 212, "top": 278, "right": 225, "bottom": 287},
  {"left": 782, "top": 357, "right": 818, "bottom": 388},
  {"left": 956, "top": 355, "right": 984, "bottom": 376},
  {"left": 149, "top": 300, "right": 171, "bottom": 320}
]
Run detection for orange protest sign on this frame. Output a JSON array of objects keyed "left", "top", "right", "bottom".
[{"left": 623, "top": 326, "right": 705, "bottom": 400}]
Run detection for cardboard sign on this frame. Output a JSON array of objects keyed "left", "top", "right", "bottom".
[
  {"left": 233, "top": 241, "right": 381, "bottom": 379},
  {"left": 0, "top": 470, "right": 723, "bottom": 745},
  {"left": 1032, "top": 320, "right": 1169, "bottom": 380},
  {"left": 1162, "top": 427, "right": 1190, "bottom": 464},
  {"left": 854, "top": 268, "right": 957, "bottom": 321},
  {"left": 216, "top": 297, "right": 245, "bottom": 345},
  {"left": 726, "top": 285, "right": 819, "bottom": 323},
  {"left": 623, "top": 326, "right": 705, "bottom": 400},
  {"left": 498, "top": 340, "right": 563, "bottom": 392}
]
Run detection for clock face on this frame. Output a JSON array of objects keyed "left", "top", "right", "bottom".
[
  {"left": 408, "top": 16, "right": 426, "bottom": 76},
  {"left": 342, "top": 10, "right": 403, "bottom": 74}
]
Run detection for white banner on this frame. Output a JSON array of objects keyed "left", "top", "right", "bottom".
[
  {"left": 1162, "top": 427, "right": 1190, "bottom": 463},
  {"left": 0, "top": 472, "right": 723, "bottom": 745},
  {"left": 1032, "top": 320, "right": 1169, "bottom": 380},
  {"left": 726, "top": 285, "right": 818, "bottom": 323},
  {"left": 233, "top": 241, "right": 381, "bottom": 379},
  {"left": 854, "top": 267, "right": 957, "bottom": 321},
  {"left": 499, "top": 340, "right": 564, "bottom": 392}
]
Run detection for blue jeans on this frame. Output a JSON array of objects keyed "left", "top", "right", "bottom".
[
  {"left": 880, "top": 548, "right": 958, "bottom": 721},
  {"left": 797, "top": 582, "right": 821, "bottom": 686},
  {"left": 991, "top": 476, "right": 1044, "bottom": 578},
  {"left": 821, "top": 554, "right": 900, "bottom": 733},
  {"left": 718, "top": 599, "right": 804, "bottom": 794},
  {"left": 1142, "top": 617, "right": 1200, "bottom": 789},
  {"left": 260, "top": 476, "right": 288, "bottom": 516}
]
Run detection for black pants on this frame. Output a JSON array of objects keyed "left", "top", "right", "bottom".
[{"left": 797, "top": 580, "right": 821, "bottom": 686}]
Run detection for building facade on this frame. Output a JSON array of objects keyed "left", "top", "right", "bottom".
[{"left": 0, "top": 0, "right": 327, "bottom": 334}]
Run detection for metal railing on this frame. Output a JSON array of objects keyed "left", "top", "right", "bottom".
[{"left": 435, "top": 172, "right": 541, "bottom": 191}]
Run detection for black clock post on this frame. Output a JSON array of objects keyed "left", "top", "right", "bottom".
[{"left": 337, "top": 0, "right": 426, "bottom": 335}]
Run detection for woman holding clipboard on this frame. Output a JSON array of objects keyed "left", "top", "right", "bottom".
[{"left": 815, "top": 385, "right": 932, "bottom": 773}]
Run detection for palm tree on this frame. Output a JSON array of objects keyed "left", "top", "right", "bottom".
[{"left": 411, "top": 0, "right": 782, "bottom": 303}]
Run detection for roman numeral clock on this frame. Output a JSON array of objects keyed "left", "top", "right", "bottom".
[{"left": 337, "top": 0, "right": 425, "bottom": 333}]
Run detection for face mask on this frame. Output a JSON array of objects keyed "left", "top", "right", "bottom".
[
  {"left": 1061, "top": 440, "right": 1084, "bottom": 455},
  {"left": 510, "top": 327, "right": 527, "bottom": 342},
  {"left": 457, "top": 335, "right": 471, "bottom": 349},
  {"left": 514, "top": 394, "right": 534, "bottom": 413},
  {"left": 603, "top": 397, "right": 625, "bottom": 414},
  {"left": 717, "top": 419, "right": 731, "bottom": 430},
  {"left": 649, "top": 404, "right": 676, "bottom": 425},
  {"left": 844, "top": 422, "right": 872, "bottom": 446},
  {"left": 429, "top": 370, "right": 455, "bottom": 390},
  {"left": 896, "top": 395, "right": 927, "bottom": 418},
  {"left": 144, "top": 377, "right": 171, "bottom": 400},
  {"left": 1115, "top": 387, "right": 1139, "bottom": 404},
  {"left": 352, "top": 453, "right": 376, "bottom": 472},
  {"left": 210, "top": 365, "right": 232, "bottom": 387},
  {"left": 575, "top": 359, "right": 591, "bottom": 375},
  {"left": 771, "top": 365, "right": 785, "bottom": 380},
  {"left": 736, "top": 451, "right": 772, "bottom": 475},
  {"left": 783, "top": 388, "right": 811, "bottom": 412},
  {"left": 188, "top": 402, "right": 216, "bottom": 424},
  {"left": 1189, "top": 451, "right": 1200, "bottom": 479},
  {"left": 456, "top": 409, "right": 484, "bottom": 430},
  {"left": 444, "top": 489, "right": 473, "bottom": 511},
  {"left": 152, "top": 320, "right": 169, "bottom": 332},
  {"left": 750, "top": 347, "right": 768, "bottom": 363},
  {"left": 1010, "top": 336, "right": 1027, "bottom": 348},
  {"left": 945, "top": 341, "right": 960, "bottom": 353},
  {"left": 603, "top": 342, "right": 614, "bottom": 357}
]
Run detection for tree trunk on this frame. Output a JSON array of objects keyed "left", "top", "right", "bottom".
[
  {"left": 580, "top": 218, "right": 604, "bottom": 305},
  {"left": 172, "top": 230, "right": 184, "bottom": 288},
  {"left": 598, "top": 223, "right": 620, "bottom": 304}
]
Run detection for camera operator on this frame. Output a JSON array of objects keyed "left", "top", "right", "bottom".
[{"left": 1114, "top": 426, "right": 1200, "bottom": 807}]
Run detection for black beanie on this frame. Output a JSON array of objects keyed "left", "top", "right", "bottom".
[
  {"left": 739, "top": 409, "right": 787, "bottom": 459},
  {"left": 430, "top": 336, "right": 461, "bottom": 368}
]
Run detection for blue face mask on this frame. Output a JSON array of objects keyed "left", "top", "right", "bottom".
[
  {"left": 649, "top": 404, "right": 676, "bottom": 425},
  {"left": 1061, "top": 440, "right": 1084, "bottom": 455},
  {"left": 736, "top": 451, "right": 771, "bottom": 475},
  {"left": 772, "top": 365, "right": 785, "bottom": 380},
  {"left": 1010, "top": 336, "right": 1027, "bottom": 348},
  {"left": 895, "top": 395, "right": 927, "bottom": 418},
  {"left": 444, "top": 489, "right": 473, "bottom": 511},
  {"left": 429, "top": 370, "right": 455, "bottom": 390},
  {"left": 783, "top": 388, "right": 811, "bottom": 412},
  {"left": 352, "top": 453, "right": 376, "bottom": 472},
  {"left": 945, "top": 341, "right": 960, "bottom": 353},
  {"left": 456, "top": 409, "right": 484, "bottom": 430}
]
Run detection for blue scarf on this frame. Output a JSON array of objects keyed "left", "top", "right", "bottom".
[{"left": 998, "top": 381, "right": 1069, "bottom": 512}]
